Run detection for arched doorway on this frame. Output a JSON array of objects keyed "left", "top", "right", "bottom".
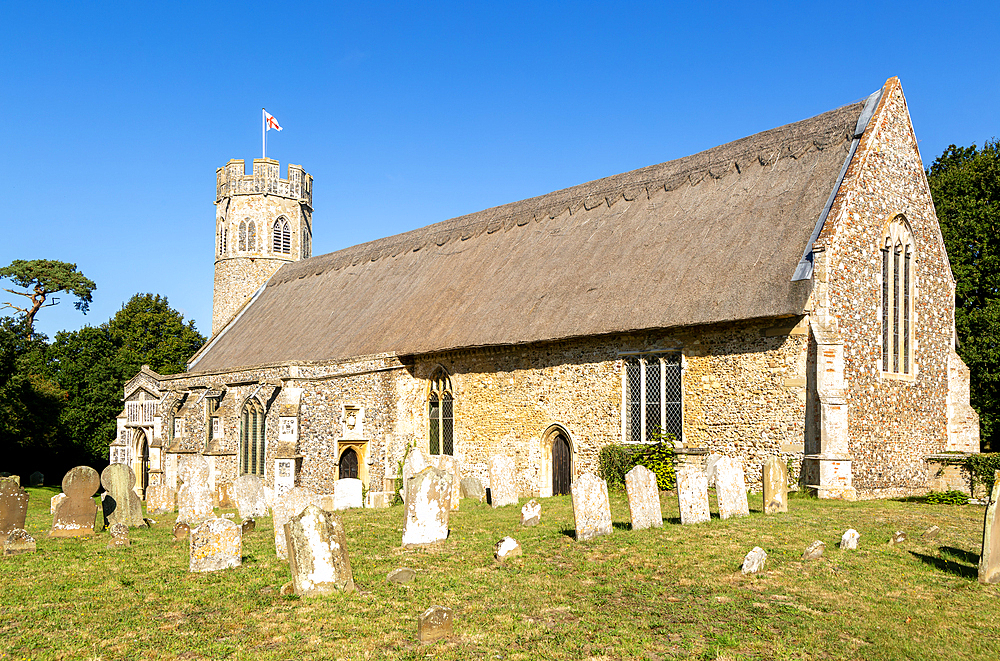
[
  {"left": 339, "top": 447, "right": 359, "bottom": 480},
  {"left": 135, "top": 429, "right": 150, "bottom": 495},
  {"left": 552, "top": 432, "right": 571, "bottom": 496}
]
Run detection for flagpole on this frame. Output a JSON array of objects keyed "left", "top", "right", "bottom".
[{"left": 262, "top": 108, "right": 266, "bottom": 159}]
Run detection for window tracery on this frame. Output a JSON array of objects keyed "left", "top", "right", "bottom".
[
  {"left": 428, "top": 368, "right": 454, "bottom": 455},
  {"left": 881, "top": 216, "right": 915, "bottom": 376}
]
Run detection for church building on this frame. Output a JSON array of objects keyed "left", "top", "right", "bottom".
[{"left": 112, "top": 77, "right": 979, "bottom": 503}]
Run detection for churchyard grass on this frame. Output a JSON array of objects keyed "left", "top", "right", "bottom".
[{"left": 2, "top": 485, "right": 999, "bottom": 660}]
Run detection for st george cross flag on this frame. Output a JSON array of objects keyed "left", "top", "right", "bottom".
[{"left": 264, "top": 111, "right": 282, "bottom": 131}]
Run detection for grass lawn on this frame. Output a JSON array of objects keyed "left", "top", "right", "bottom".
[{"left": 2, "top": 485, "right": 999, "bottom": 660}]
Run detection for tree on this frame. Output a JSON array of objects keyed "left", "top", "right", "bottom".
[
  {"left": 107, "top": 293, "right": 205, "bottom": 375},
  {"left": 0, "top": 259, "right": 96, "bottom": 335},
  {"left": 928, "top": 140, "right": 1000, "bottom": 451}
]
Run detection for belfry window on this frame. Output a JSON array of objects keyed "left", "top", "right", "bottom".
[
  {"left": 881, "top": 216, "right": 915, "bottom": 375},
  {"left": 273, "top": 218, "right": 291, "bottom": 254},
  {"left": 622, "top": 352, "right": 682, "bottom": 444},
  {"left": 428, "top": 369, "right": 454, "bottom": 456},
  {"left": 238, "top": 221, "right": 247, "bottom": 251},
  {"left": 247, "top": 221, "right": 257, "bottom": 252},
  {"left": 240, "top": 398, "right": 266, "bottom": 476}
]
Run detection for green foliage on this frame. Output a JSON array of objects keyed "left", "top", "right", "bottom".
[
  {"left": 107, "top": 293, "right": 205, "bottom": 375},
  {"left": 598, "top": 430, "right": 676, "bottom": 491},
  {"left": 0, "top": 259, "right": 96, "bottom": 332},
  {"left": 923, "top": 490, "right": 970, "bottom": 505},
  {"left": 928, "top": 142, "right": 1000, "bottom": 450},
  {"left": 965, "top": 452, "right": 1000, "bottom": 494}
]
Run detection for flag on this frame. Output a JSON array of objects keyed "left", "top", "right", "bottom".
[{"left": 265, "top": 111, "right": 282, "bottom": 131}]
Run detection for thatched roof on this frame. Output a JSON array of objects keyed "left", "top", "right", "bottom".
[{"left": 191, "top": 100, "right": 864, "bottom": 372}]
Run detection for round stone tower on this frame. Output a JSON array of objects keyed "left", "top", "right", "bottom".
[{"left": 212, "top": 158, "right": 313, "bottom": 335}]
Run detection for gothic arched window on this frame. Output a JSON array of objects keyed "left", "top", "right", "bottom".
[
  {"left": 273, "top": 218, "right": 291, "bottom": 254},
  {"left": 240, "top": 398, "right": 266, "bottom": 476},
  {"left": 247, "top": 221, "right": 257, "bottom": 252},
  {"left": 428, "top": 368, "right": 454, "bottom": 456},
  {"left": 238, "top": 220, "right": 247, "bottom": 251},
  {"left": 881, "top": 216, "right": 916, "bottom": 375}
]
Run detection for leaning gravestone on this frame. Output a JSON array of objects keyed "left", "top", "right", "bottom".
[
  {"left": 101, "top": 464, "right": 144, "bottom": 528},
  {"left": 285, "top": 504, "right": 355, "bottom": 596},
  {"left": 232, "top": 474, "right": 268, "bottom": 519},
  {"left": 189, "top": 517, "right": 242, "bottom": 572},
  {"left": 704, "top": 453, "right": 725, "bottom": 487},
  {"left": 51, "top": 466, "right": 100, "bottom": 537},
  {"left": 676, "top": 466, "right": 711, "bottom": 525},
  {"left": 0, "top": 477, "right": 29, "bottom": 534},
  {"left": 979, "top": 470, "right": 1000, "bottom": 584},
  {"left": 494, "top": 536, "right": 522, "bottom": 561},
  {"left": 176, "top": 455, "right": 214, "bottom": 526},
  {"left": 742, "top": 547, "right": 767, "bottom": 574},
  {"left": 402, "top": 467, "right": 452, "bottom": 546},
  {"left": 50, "top": 493, "right": 66, "bottom": 515},
  {"left": 762, "top": 456, "right": 788, "bottom": 514},
  {"left": 417, "top": 605, "right": 454, "bottom": 644},
  {"left": 489, "top": 455, "right": 518, "bottom": 508},
  {"left": 272, "top": 486, "right": 321, "bottom": 559},
  {"left": 571, "top": 473, "right": 613, "bottom": 542},
  {"left": 29, "top": 471, "right": 44, "bottom": 487},
  {"left": 715, "top": 457, "right": 750, "bottom": 520},
  {"left": 521, "top": 499, "right": 541, "bottom": 527},
  {"left": 460, "top": 477, "right": 486, "bottom": 502},
  {"left": 436, "top": 455, "right": 462, "bottom": 511},
  {"left": 333, "top": 478, "right": 363, "bottom": 510},
  {"left": 625, "top": 465, "right": 662, "bottom": 531},
  {"left": 401, "top": 447, "right": 431, "bottom": 504},
  {"left": 802, "top": 540, "right": 825, "bottom": 561},
  {"left": 145, "top": 484, "right": 176, "bottom": 515},
  {"left": 4, "top": 528, "right": 36, "bottom": 556}
]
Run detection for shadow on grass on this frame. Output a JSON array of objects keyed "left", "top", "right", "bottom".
[
  {"left": 909, "top": 550, "right": 978, "bottom": 580},
  {"left": 940, "top": 546, "right": 980, "bottom": 564}
]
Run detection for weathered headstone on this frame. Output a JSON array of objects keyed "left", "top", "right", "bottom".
[
  {"left": 417, "top": 605, "right": 453, "bottom": 644},
  {"left": 29, "top": 471, "right": 44, "bottom": 487},
  {"left": 802, "top": 540, "right": 825, "bottom": 561},
  {"left": 333, "top": 478, "right": 363, "bottom": 510},
  {"left": 494, "top": 536, "right": 522, "bottom": 561},
  {"left": 521, "top": 499, "right": 541, "bottom": 527},
  {"left": 51, "top": 466, "right": 100, "bottom": 537},
  {"left": 366, "top": 491, "right": 392, "bottom": 508},
  {"left": 145, "top": 484, "right": 176, "bottom": 515},
  {"left": 436, "top": 455, "right": 462, "bottom": 511},
  {"left": 4, "top": 529, "right": 36, "bottom": 556},
  {"left": 232, "top": 474, "right": 268, "bottom": 519},
  {"left": 173, "top": 522, "right": 190, "bottom": 540},
  {"left": 979, "top": 471, "right": 1000, "bottom": 584},
  {"left": 762, "top": 456, "right": 789, "bottom": 514},
  {"left": 401, "top": 446, "right": 431, "bottom": 505},
  {"left": 888, "top": 531, "right": 907, "bottom": 546},
  {"left": 489, "top": 455, "right": 518, "bottom": 508},
  {"left": 189, "top": 517, "right": 242, "bottom": 572},
  {"left": 387, "top": 567, "right": 416, "bottom": 584},
  {"left": 402, "top": 467, "right": 452, "bottom": 546},
  {"left": 241, "top": 518, "right": 256, "bottom": 535},
  {"left": 50, "top": 493, "right": 66, "bottom": 515},
  {"left": 460, "top": 477, "right": 486, "bottom": 502},
  {"left": 101, "top": 464, "right": 145, "bottom": 528},
  {"left": 625, "top": 465, "right": 662, "bottom": 531},
  {"left": 742, "top": 547, "right": 767, "bottom": 574},
  {"left": 176, "top": 455, "right": 214, "bottom": 526},
  {"left": 704, "top": 453, "right": 725, "bottom": 486},
  {"left": 571, "top": 473, "right": 613, "bottom": 542},
  {"left": 841, "top": 529, "right": 860, "bottom": 550},
  {"left": 215, "top": 482, "right": 235, "bottom": 509},
  {"left": 676, "top": 466, "right": 711, "bottom": 525},
  {"left": 715, "top": 457, "right": 750, "bottom": 520},
  {"left": 107, "top": 522, "right": 130, "bottom": 549},
  {"left": 272, "top": 486, "right": 321, "bottom": 559},
  {"left": 0, "top": 477, "right": 29, "bottom": 534},
  {"left": 285, "top": 504, "right": 355, "bottom": 596},
  {"left": 923, "top": 525, "right": 941, "bottom": 540}
]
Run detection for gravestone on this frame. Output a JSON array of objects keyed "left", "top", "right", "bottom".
[
  {"left": 625, "top": 465, "right": 662, "bottom": 531},
  {"left": 241, "top": 518, "right": 255, "bottom": 535},
  {"left": 436, "top": 455, "right": 462, "bottom": 511},
  {"left": 979, "top": 471, "right": 1000, "bottom": 584},
  {"left": 489, "top": 455, "right": 518, "bottom": 508},
  {"left": 50, "top": 493, "right": 66, "bottom": 515},
  {"left": 232, "top": 474, "right": 268, "bottom": 519},
  {"left": 402, "top": 467, "right": 452, "bottom": 546},
  {"left": 101, "top": 464, "right": 144, "bottom": 528},
  {"left": 319, "top": 493, "right": 337, "bottom": 513},
  {"left": 417, "top": 605, "right": 454, "bottom": 644},
  {"left": 176, "top": 455, "right": 214, "bottom": 526},
  {"left": 145, "top": 484, "right": 176, "bottom": 515},
  {"left": 923, "top": 525, "right": 941, "bottom": 540},
  {"left": 742, "top": 547, "right": 767, "bottom": 574},
  {"left": 333, "top": 478, "right": 363, "bottom": 510},
  {"left": 173, "top": 522, "right": 190, "bottom": 540},
  {"left": 494, "top": 536, "right": 522, "bottom": 561},
  {"left": 215, "top": 482, "right": 235, "bottom": 509},
  {"left": 520, "top": 499, "right": 541, "bottom": 527},
  {"left": 387, "top": 567, "right": 416, "bottom": 584},
  {"left": 704, "top": 453, "right": 725, "bottom": 486},
  {"left": 0, "top": 477, "right": 29, "bottom": 534},
  {"left": 888, "top": 531, "right": 907, "bottom": 546},
  {"left": 285, "top": 504, "right": 355, "bottom": 596},
  {"left": 272, "top": 486, "right": 321, "bottom": 559},
  {"left": 460, "top": 477, "right": 486, "bottom": 502},
  {"left": 29, "top": 471, "right": 44, "bottom": 487},
  {"left": 762, "top": 456, "right": 788, "bottom": 514},
  {"left": 107, "top": 522, "right": 130, "bottom": 549},
  {"left": 571, "top": 473, "right": 613, "bottom": 542},
  {"left": 676, "top": 466, "right": 711, "bottom": 525},
  {"left": 802, "top": 540, "right": 825, "bottom": 560},
  {"left": 841, "top": 529, "right": 860, "bottom": 550},
  {"left": 51, "top": 466, "right": 100, "bottom": 537},
  {"left": 714, "top": 457, "right": 750, "bottom": 520},
  {"left": 401, "top": 447, "right": 431, "bottom": 505},
  {"left": 4, "top": 529, "right": 36, "bottom": 556},
  {"left": 366, "top": 491, "right": 392, "bottom": 508},
  {"left": 189, "top": 517, "right": 242, "bottom": 572}
]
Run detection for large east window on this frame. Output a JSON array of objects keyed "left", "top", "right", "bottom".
[
  {"left": 622, "top": 352, "right": 682, "bottom": 444},
  {"left": 240, "top": 398, "right": 266, "bottom": 476},
  {"left": 881, "top": 216, "right": 915, "bottom": 376},
  {"left": 428, "top": 369, "right": 454, "bottom": 455}
]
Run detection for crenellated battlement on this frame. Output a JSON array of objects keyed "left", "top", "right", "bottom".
[{"left": 216, "top": 158, "right": 312, "bottom": 206}]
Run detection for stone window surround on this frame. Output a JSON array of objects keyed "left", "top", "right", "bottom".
[
  {"left": 879, "top": 213, "right": 918, "bottom": 382},
  {"left": 239, "top": 395, "right": 267, "bottom": 476},
  {"left": 427, "top": 366, "right": 454, "bottom": 456},
  {"left": 619, "top": 349, "right": 684, "bottom": 444}
]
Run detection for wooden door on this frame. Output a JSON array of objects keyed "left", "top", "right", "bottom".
[
  {"left": 552, "top": 433, "right": 571, "bottom": 496},
  {"left": 339, "top": 447, "right": 359, "bottom": 480}
]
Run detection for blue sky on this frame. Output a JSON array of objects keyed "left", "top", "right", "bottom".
[{"left": 1, "top": 1, "right": 997, "bottom": 340}]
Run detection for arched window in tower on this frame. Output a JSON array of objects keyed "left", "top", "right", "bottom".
[
  {"left": 239, "top": 398, "right": 266, "bottom": 476},
  {"left": 302, "top": 228, "right": 310, "bottom": 258},
  {"left": 273, "top": 218, "right": 291, "bottom": 254},
  {"left": 880, "top": 215, "right": 916, "bottom": 376},
  {"left": 247, "top": 221, "right": 257, "bottom": 252},
  {"left": 428, "top": 368, "right": 454, "bottom": 456},
  {"left": 223, "top": 227, "right": 228, "bottom": 254},
  {"left": 238, "top": 221, "right": 247, "bottom": 252}
]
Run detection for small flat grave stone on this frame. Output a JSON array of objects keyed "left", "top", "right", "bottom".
[
  {"left": 802, "top": 540, "right": 825, "bottom": 560},
  {"left": 189, "top": 517, "right": 242, "bottom": 572},
  {"left": 742, "top": 547, "right": 767, "bottom": 574},
  {"left": 494, "top": 536, "right": 522, "bottom": 561},
  {"left": 715, "top": 457, "right": 750, "bottom": 520},
  {"left": 571, "top": 473, "right": 612, "bottom": 542},
  {"left": 51, "top": 466, "right": 100, "bottom": 537},
  {"left": 0, "top": 477, "right": 29, "bottom": 534},
  {"left": 402, "top": 467, "right": 452, "bottom": 546},
  {"left": 489, "top": 455, "right": 518, "bottom": 508},
  {"left": 888, "top": 531, "right": 907, "bottom": 546},
  {"left": 4, "top": 528, "right": 36, "bottom": 556},
  {"left": 521, "top": 499, "right": 541, "bottom": 527},
  {"left": 387, "top": 567, "right": 416, "bottom": 584},
  {"left": 177, "top": 456, "right": 214, "bottom": 526},
  {"left": 101, "top": 464, "right": 144, "bottom": 528},
  {"left": 173, "top": 522, "right": 190, "bottom": 540},
  {"left": 272, "top": 486, "right": 321, "bottom": 559},
  {"left": 107, "top": 522, "right": 130, "bottom": 549},
  {"left": 625, "top": 465, "right": 662, "bottom": 531},
  {"left": 285, "top": 504, "right": 355, "bottom": 596},
  {"left": 923, "top": 525, "right": 941, "bottom": 540},
  {"left": 762, "top": 456, "right": 789, "bottom": 514},
  {"left": 241, "top": 518, "right": 256, "bottom": 535},
  {"left": 232, "top": 474, "right": 268, "bottom": 519},
  {"left": 459, "top": 477, "right": 485, "bottom": 502},
  {"left": 417, "top": 605, "right": 454, "bottom": 644},
  {"left": 676, "top": 466, "right": 710, "bottom": 525},
  {"left": 841, "top": 529, "right": 860, "bottom": 550}
]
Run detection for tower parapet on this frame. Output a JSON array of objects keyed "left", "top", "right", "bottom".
[{"left": 216, "top": 158, "right": 313, "bottom": 208}]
